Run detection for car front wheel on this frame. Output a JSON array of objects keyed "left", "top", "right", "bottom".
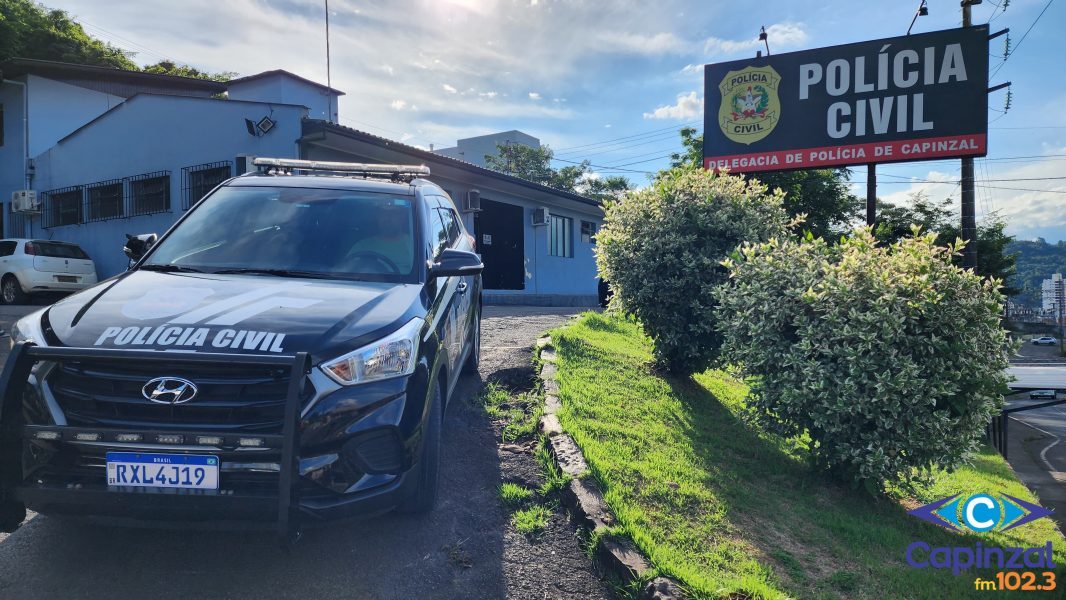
[{"left": 397, "top": 379, "right": 443, "bottom": 514}]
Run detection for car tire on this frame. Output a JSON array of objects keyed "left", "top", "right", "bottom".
[
  {"left": 1, "top": 275, "right": 27, "bottom": 305},
  {"left": 463, "top": 307, "right": 481, "bottom": 376},
  {"left": 397, "top": 379, "right": 443, "bottom": 514}
]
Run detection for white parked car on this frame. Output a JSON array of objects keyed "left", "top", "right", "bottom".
[
  {"left": 1032, "top": 336, "right": 1059, "bottom": 346},
  {"left": 0, "top": 238, "right": 98, "bottom": 304}
]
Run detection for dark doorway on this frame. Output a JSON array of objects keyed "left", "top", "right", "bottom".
[{"left": 475, "top": 199, "right": 524, "bottom": 290}]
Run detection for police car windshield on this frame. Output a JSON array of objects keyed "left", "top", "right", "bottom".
[{"left": 144, "top": 186, "right": 418, "bottom": 283}]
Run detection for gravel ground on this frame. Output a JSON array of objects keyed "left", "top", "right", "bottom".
[{"left": 0, "top": 304, "right": 609, "bottom": 600}]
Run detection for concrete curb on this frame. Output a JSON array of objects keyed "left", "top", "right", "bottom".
[{"left": 535, "top": 335, "right": 686, "bottom": 600}]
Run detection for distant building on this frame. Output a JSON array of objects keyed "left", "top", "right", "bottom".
[
  {"left": 0, "top": 59, "right": 601, "bottom": 305},
  {"left": 434, "top": 130, "right": 540, "bottom": 168},
  {"left": 1042, "top": 273, "right": 1065, "bottom": 316}
]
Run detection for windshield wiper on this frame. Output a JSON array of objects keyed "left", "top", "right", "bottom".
[
  {"left": 140, "top": 264, "right": 205, "bottom": 273},
  {"left": 213, "top": 268, "right": 335, "bottom": 279}
]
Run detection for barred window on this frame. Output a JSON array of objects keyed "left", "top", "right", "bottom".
[
  {"left": 86, "top": 180, "right": 123, "bottom": 222},
  {"left": 44, "top": 187, "right": 82, "bottom": 228},
  {"left": 182, "top": 162, "right": 232, "bottom": 210},
  {"left": 548, "top": 214, "right": 572, "bottom": 258},
  {"left": 128, "top": 172, "right": 170, "bottom": 216}
]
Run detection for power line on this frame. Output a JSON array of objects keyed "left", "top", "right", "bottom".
[
  {"left": 991, "top": 0, "right": 1056, "bottom": 78},
  {"left": 552, "top": 121, "right": 699, "bottom": 155}
]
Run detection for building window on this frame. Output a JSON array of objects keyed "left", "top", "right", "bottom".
[
  {"left": 581, "top": 220, "right": 598, "bottom": 244},
  {"left": 86, "top": 180, "right": 124, "bottom": 222},
  {"left": 128, "top": 171, "right": 171, "bottom": 216},
  {"left": 182, "top": 161, "right": 232, "bottom": 210},
  {"left": 548, "top": 214, "right": 572, "bottom": 258},
  {"left": 43, "top": 186, "right": 83, "bottom": 228}
]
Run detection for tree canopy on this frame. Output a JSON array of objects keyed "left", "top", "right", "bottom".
[
  {"left": 485, "top": 142, "right": 631, "bottom": 203},
  {"left": 668, "top": 127, "right": 862, "bottom": 239},
  {"left": 0, "top": 0, "right": 233, "bottom": 81},
  {"left": 874, "top": 192, "right": 1018, "bottom": 294}
]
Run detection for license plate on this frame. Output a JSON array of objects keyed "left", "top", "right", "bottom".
[
  {"left": 55, "top": 275, "right": 77, "bottom": 283},
  {"left": 106, "top": 452, "right": 219, "bottom": 490}
]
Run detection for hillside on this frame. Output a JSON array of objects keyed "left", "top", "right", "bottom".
[
  {"left": 1008, "top": 238, "right": 1066, "bottom": 306},
  {"left": 0, "top": 0, "right": 232, "bottom": 80}
]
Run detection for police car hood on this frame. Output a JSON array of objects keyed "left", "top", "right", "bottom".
[{"left": 42, "top": 270, "right": 426, "bottom": 361}]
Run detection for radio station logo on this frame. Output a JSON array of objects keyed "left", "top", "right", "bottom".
[
  {"left": 717, "top": 65, "right": 781, "bottom": 145},
  {"left": 908, "top": 493, "right": 1053, "bottom": 533}
]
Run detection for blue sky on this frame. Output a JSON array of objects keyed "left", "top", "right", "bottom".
[{"left": 48, "top": 0, "right": 1065, "bottom": 241}]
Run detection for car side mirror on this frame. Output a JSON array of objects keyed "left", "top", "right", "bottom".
[
  {"left": 430, "top": 248, "right": 484, "bottom": 278},
  {"left": 124, "top": 233, "right": 158, "bottom": 264}
]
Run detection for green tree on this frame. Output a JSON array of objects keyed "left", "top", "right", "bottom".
[
  {"left": 485, "top": 142, "right": 630, "bottom": 202},
  {"left": 142, "top": 59, "right": 234, "bottom": 82},
  {"left": 596, "top": 167, "right": 790, "bottom": 375},
  {"left": 717, "top": 229, "right": 1011, "bottom": 489},
  {"left": 0, "top": 0, "right": 136, "bottom": 68},
  {"left": 0, "top": 1, "right": 233, "bottom": 82},
  {"left": 669, "top": 127, "right": 862, "bottom": 238},
  {"left": 875, "top": 192, "right": 1018, "bottom": 294}
]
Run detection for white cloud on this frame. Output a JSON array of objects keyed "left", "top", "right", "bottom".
[
  {"left": 704, "top": 22, "right": 808, "bottom": 56},
  {"left": 378, "top": 64, "right": 394, "bottom": 76},
  {"left": 389, "top": 99, "right": 408, "bottom": 110},
  {"left": 643, "top": 91, "right": 703, "bottom": 120},
  {"left": 479, "top": 91, "right": 498, "bottom": 98},
  {"left": 442, "top": 83, "right": 458, "bottom": 94},
  {"left": 873, "top": 149, "right": 1066, "bottom": 241},
  {"left": 529, "top": 92, "right": 542, "bottom": 100},
  {"left": 680, "top": 63, "right": 703, "bottom": 76},
  {"left": 599, "top": 31, "right": 688, "bottom": 55}
]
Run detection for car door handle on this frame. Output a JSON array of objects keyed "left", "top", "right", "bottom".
[{"left": 456, "top": 281, "right": 467, "bottom": 294}]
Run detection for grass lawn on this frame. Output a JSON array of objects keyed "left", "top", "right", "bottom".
[{"left": 550, "top": 312, "right": 1066, "bottom": 599}]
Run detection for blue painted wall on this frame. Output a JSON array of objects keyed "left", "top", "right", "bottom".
[{"left": 28, "top": 94, "right": 307, "bottom": 276}]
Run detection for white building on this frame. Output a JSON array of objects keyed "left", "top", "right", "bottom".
[
  {"left": 434, "top": 130, "right": 540, "bottom": 167},
  {"left": 1041, "top": 273, "right": 1065, "bottom": 315}
]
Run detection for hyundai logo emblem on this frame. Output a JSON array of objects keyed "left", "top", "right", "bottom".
[{"left": 142, "top": 377, "right": 198, "bottom": 405}]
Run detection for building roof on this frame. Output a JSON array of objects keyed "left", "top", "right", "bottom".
[
  {"left": 227, "top": 69, "right": 345, "bottom": 95},
  {"left": 0, "top": 58, "right": 227, "bottom": 93},
  {"left": 302, "top": 120, "right": 599, "bottom": 207}
]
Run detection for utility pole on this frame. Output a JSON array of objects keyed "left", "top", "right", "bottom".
[
  {"left": 325, "top": 0, "right": 333, "bottom": 122},
  {"left": 866, "top": 164, "right": 876, "bottom": 226},
  {"left": 960, "top": 0, "right": 981, "bottom": 270}
]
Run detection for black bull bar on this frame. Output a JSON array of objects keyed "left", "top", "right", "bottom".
[{"left": 0, "top": 342, "right": 310, "bottom": 545}]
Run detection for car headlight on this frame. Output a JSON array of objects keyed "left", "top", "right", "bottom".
[
  {"left": 320, "top": 318, "right": 424, "bottom": 385},
  {"left": 10, "top": 309, "right": 47, "bottom": 349}
]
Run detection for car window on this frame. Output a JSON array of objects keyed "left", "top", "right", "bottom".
[
  {"left": 145, "top": 187, "right": 419, "bottom": 282},
  {"left": 437, "top": 208, "right": 461, "bottom": 246},
  {"left": 427, "top": 206, "right": 449, "bottom": 259},
  {"left": 0, "top": 241, "right": 16, "bottom": 257},
  {"left": 33, "top": 241, "right": 89, "bottom": 259}
]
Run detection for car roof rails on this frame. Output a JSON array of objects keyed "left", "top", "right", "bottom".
[{"left": 252, "top": 158, "right": 431, "bottom": 183}]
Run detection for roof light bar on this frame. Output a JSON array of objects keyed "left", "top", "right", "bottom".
[{"left": 253, "top": 157, "right": 430, "bottom": 177}]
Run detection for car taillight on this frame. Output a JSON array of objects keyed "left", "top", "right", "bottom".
[{"left": 23, "top": 242, "right": 35, "bottom": 255}]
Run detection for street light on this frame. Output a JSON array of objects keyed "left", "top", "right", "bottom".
[{"left": 907, "top": 0, "right": 929, "bottom": 35}]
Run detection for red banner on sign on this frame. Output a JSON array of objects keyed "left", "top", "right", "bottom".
[{"left": 703, "top": 133, "right": 986, "bottom": 173}]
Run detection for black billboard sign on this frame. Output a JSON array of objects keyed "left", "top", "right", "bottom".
[{"left": 703, "top": 25, "right": 989, "bottom": 173}]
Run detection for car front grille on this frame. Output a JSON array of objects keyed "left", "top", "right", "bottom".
[{"left": 43, "top": 358, "right": 310, "bottom": 434}]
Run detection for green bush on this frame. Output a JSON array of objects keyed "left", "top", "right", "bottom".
[
  {"left": 595, "top": 168, "right": 790, "bottom": 375},
  {"left": 716, "top": 228, "right": 1011, "bottom": 488}
]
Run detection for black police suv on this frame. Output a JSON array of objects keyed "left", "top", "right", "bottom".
[{"left": 0, "top": 158, "right": 483, "bottom": 537}]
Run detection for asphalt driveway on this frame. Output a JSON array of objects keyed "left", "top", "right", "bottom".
[{"left": 0, "top": 304, "right": 609, "bottom": 599}]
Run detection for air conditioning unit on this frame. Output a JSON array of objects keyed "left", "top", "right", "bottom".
[
  {"left": 11, "top": 190, "right": 40, "bottom": 214},
  {"left": 531, "top": 207, "right": 550, "bottom": 226},
  {"left": 463, "top": 189, "right": 482, "bottom": 213}
]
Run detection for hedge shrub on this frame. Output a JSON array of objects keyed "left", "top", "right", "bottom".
[
  {"left": 716, "top": 229, "right": 1011, "bottom": 488},
  {"left": 594, "top": 168, "right": 789, "bottom": 375}
]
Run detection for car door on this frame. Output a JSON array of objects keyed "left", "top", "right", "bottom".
[
  {"left": 436, "top": 202, "right": 475, "bottom": 362},
  {"left": 425, "top": 197, "right": 462, "bottom": 380}
]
